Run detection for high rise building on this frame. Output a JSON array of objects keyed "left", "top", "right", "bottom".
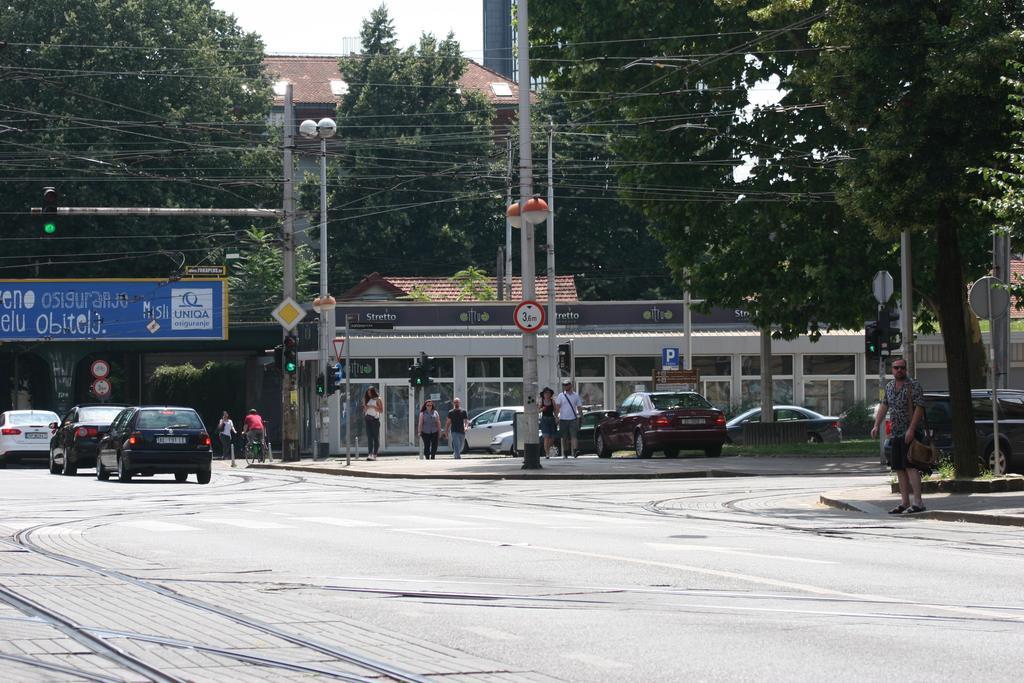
[{"left": 482, "top": 0, "right": 514, "bottom": 79}]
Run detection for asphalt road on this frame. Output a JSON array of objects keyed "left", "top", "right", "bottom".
[{"left": 1, "top": 464, "right": 1022, "bottom": 682}]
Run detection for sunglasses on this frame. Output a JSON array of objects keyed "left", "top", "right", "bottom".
[{"left": 892, "top": 366, "right": 907, "bottom": 371}]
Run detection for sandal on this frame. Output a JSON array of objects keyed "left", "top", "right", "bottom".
[
  {"left": 888, "top": 504, "right": 909, "bottom": 514},
  {"left": 903, "top": 505, "right": 927, "bottom": 514}
]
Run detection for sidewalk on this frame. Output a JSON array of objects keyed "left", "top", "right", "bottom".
[
  {"left": 235, "top": 454, "right": 1024, "bottom": 527},
  {"left": 820, "top": 485, "right": 1024, "bottom": 527},
  {"left": 244, "top": 453, "right": 884, "bottom": 480}
]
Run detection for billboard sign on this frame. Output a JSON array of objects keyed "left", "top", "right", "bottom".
[{"left": 0, "top": 279, "right": 228, "bottom": 341}]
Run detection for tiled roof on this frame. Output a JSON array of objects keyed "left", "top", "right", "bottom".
[
  {"left": 341, "top": 272, "right": 578, "bottom": 302},
  {"left": 264, "top": 55, "right": 522, "bottom": 107}
]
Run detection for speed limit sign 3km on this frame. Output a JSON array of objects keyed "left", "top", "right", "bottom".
[{"left": 514, "top": 300, "right": 545, "bottom": 333}]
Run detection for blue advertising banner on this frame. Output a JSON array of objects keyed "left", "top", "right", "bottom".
[{"left": 0, "top": 279, "right": 228, "bottom": 341}]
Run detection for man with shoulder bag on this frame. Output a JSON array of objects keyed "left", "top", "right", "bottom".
[{"left": 870, "top": 358, "right": 930, "bottom": 515}]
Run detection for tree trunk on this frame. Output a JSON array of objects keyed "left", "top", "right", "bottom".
[
  {"left": 760, "top": 328, "right": 773, "bottom": 422},
  {"left": 934, "top": 208, "right": 978, "bottom": 477}
]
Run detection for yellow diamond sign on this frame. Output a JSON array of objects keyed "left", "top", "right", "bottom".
[{"left": 271, "top": 297, "right": 305, "bottom": 331}]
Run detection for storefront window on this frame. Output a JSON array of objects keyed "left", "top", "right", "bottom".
[
  {"left": 693, "top": 356, "right": 731, "bottom": 376},
  {"left": 502, "top": 382, "right": 523, "bottom": 406},
  {"left": 378, "top": 358, "right": 413, "bottom": 378},
  {"left": 804, "top": 380, "right": 828, "bottom": 414},
  {"left": 432, "top": 358, "right": 454, "bottom": 378},
  {"left": 615, "top": 356, "right": 659, "bottom": 377},
  {"left": 576, "top": 357, "right": 605, "bottom": 377},
  {"left": 578, "top": 381, "right": 605, "bottom": 408},
  {"left": 616, "top": 380, "right": 651, "bottom": 405},
  {"left": 502, "top": 357, "right": 523, "bottom": 378},
  {"left": 468, "top": 357, "right": 500, "bottom": 378},
  {"left": 467, "top": 381, "right": 500, "bottom": 415},
  {"left": 740, "top": 379, "right": 793, "bottom": 406},
  {"left": 803, "top": 354, "right": 855, "bottom": 375},
  {"left": 347, "top": 359, "right": 376, "bottom": 379},
  {"left": 702, "top": 380, "right": 730, "bottom": 410},
  {"left": 740, "top": 355, "right": 793, "bottom": 376}
]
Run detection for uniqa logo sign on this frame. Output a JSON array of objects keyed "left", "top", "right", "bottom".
[
  {"left": 171, "top": 288, "right": 213, "bottom": 330},
  {"left": 642, "top": 307, "right": 674, "bottom": 322},
  {"left": 458, "top": 309, "right": 491, "bottom": 324}
]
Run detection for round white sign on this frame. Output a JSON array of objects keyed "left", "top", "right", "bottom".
[
  {"left": 90, "top": 359, "right": 110, "bottom": 378},
  {"left": 91, "top": 378, "right": 111, "bottom": 398},
  {"left": 514, "top": 300, "right": 545, "bottom": 333}
]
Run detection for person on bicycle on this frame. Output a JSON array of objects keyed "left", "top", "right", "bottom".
[{"left": 242, "top": 409, "right": 265, "bottom": 457}]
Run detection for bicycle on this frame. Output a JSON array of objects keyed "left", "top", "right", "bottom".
[{"left": 243, "top": 428, "right": 271, "bottom": 466}]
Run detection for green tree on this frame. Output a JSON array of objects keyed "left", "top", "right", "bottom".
[
  {"left": 0, "top": 0, "right": 277, "bottom": 280},
  {"left": 450, "top": 266, "right": 496, "bottom": 300},
  {"left": 778, "top": 0, "right": 1021, "bottom": 476},
  {"left": 304, "top": 6, "right": 503, "bottom": 292},
  {"left": 226, "top": 228, "right": 317, "bottom": 322}
]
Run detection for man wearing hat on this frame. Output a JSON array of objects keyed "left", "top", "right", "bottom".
[{"left": 555, "top": 379, "right": 583, "bottom": 458}]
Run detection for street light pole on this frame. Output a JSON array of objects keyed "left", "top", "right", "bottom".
[{"left": 300, "top": 117, "right": 337, "bottom": 460}]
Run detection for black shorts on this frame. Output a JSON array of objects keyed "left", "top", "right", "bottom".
[{"left": 889, "top": 431, "right": 930, "bottom": 472}]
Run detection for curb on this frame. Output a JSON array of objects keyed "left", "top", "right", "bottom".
[
  {"left": 250, "top": 463, "right": 757, "bottom": 481},
  {"left": 819, "top": 494, "right": 1024, "bottom": 527}
]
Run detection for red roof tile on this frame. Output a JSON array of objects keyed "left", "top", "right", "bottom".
[
  {"left": 264, "top": 56, "right": 523, "bottom": 107},
  {"left": 341, "top": 272, "right": 578, "bottom": 303}
]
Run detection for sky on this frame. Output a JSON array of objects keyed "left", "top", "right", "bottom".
[{"left": 211, "top": 0, "right": 484, "bottom": 59}]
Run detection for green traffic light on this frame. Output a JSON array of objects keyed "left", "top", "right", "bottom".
[
  {"left": 285, "top": 360, "right": 297, "bottom": 373},
  {"left": 44, "top": 222, "right": 57, "bottom": 234}
]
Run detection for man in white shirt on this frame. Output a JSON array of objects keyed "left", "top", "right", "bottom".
[{"left": 555, "top": 379, "right": 583, "bottom": 458}]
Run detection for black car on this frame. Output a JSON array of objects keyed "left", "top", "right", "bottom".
[
  {"left": 726, "top": 406, "right": 842, "bottom": 445},
  {"left": 97, "top": 406, "right": 213, "bottom": 484},
  {"left": 49, "top": 404, "right": 129, "bottom": 476},
  {"left": 580, "top": 410, "right": 617, "bottom": 457}
]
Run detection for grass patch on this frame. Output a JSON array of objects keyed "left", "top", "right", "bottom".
[{"left": 723, "top": 439, "right": 881, "bottom": 458}]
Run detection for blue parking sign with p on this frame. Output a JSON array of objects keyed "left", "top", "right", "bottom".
[{"left": 662, "top": 347, "right": 680, "bottom": 369}]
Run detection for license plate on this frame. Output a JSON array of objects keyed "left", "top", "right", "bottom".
[
  {"left": 679, "top": 418, "right": 705, "bottom": 425},
  {"left": 25, "top": 432, "right": 48, "bottom": 439},
  {"left": 157, "top": 436, "right": 186, "bottom": 444}
]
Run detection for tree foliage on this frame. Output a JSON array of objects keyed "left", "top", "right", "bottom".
[
  {"left": 0, "top": 0, "right": 277, "bottom": 280},
  {"left": 304, "top": 6, "right": 503, "bottom": 293},
  {"left": 226, "top": 228, "right": 317, "bottom": 322}
]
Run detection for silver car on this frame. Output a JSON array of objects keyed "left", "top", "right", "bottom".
[{"left": 465, "top": 406, "right": 523, "bottom": 451}]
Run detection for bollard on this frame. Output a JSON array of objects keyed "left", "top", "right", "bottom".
[{"left": 230, "top": 441, "right": 236, "bottom": 468}]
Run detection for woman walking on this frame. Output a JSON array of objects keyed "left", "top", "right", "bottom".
[
  {"left": 539, "top": 388, "right": 557, "bottom": 458},
  {"left": 363, "top": 387, "right": 383, "bottom": 460},
  {"left": 418, "top": 399, "right": 442, "bottom": 459},
  {"left": 217, "top": 411, "right": 236, "bottom": 460}
]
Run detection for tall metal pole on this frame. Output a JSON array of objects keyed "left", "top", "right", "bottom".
[
  {"left": 546, "top": 117, "right": 558, "bottom": 387},
  {"left": 317, "top": 136, "right": 330, "bottom": 459},
  {"left": 900, "top": 230, "right": 915, "bottom": 377},
  {"left": 344, "top": 313, "right": 352, "bottom": 466},
  {"left": 281, "top": 84, "right": 298, "bottom": 461},
  {"left": 518, "top": 0, "right": 541, "bottom": 469},
  {"left": 505, "top": 137, "right": 514, "bottom": 301},
  {"left": 993, "top": 230, "right": 1010, "bottom": 389}
]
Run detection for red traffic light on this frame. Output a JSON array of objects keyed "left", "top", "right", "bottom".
[{"left": 42, "top": 186, "right": 59, "bottom": 209}]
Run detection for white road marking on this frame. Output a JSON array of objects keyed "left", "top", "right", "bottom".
[
  {"left": 384, "top": 515, "right": 478, "bottom": 526},
  {"left": 30, "top": 526, "right": 82, "bottom": 535},
  {"left": 648, "top": 542, "right": 838, "bottom": 565},
  {"left": 202, "top": 519, "right": 293, "bottom": 529},
  {"left": 294, "top": 517, "right": 385, "bottom": 527},
  {"left": 114, "top": 520, "right": 199, "bottom": 532}
]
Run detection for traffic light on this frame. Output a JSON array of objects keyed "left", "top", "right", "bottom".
[
  {"left": 316, "top": 373, "right": 326, "bottom": 396},
  {"left": 419, "top": 352, "right": 433, "bottom": 387},
  {"left": 42, "top": 186, "right": 59, "bottom": 234},
  {"left": 408, "top": 361, "right": 426, "bottom": 387},
  {"left": 558, "top": 342, "right": 572, "bottom": 375},
  {"left": 273, "top": 344, "right": 283, "bottom": 369},
  {"left": 327, "top": 361, "right": 344, "bottom": 394},
  {"left": 283, "top": 334, "right": 298, "bottom": 374},
  {"left": 865, "top": 321, "right": 881, "bottom": 358}
]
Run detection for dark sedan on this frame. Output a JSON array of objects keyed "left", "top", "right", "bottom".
[
  {"left": 580, "top": 410, "right": 617, "bottom": 457},
  {"left": 97, "top": 406, "right": 213, "bottom": 484},
  {"left": 49, "top": 404, "right": 129, "bottom": 476},
  {"left": 726, "top": 406, "right": 842, "bottom": 445},
  {"left": 596, "top": 392, "right": 727, "bottom": 458}
]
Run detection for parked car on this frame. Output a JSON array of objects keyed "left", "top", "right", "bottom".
[
  {"left": 726, "top": 406, "right": 842, "bottom": 445},
  {"left": 596, "top": 392, "right": 727, "bottom": 458},
  {"left": 487, "top": 409, "right": 617, "bottom": 456},
  {"left": 0, "top": 410, "right": 60, "bottom": 468},
  {"left": 96, "top": 406, "right": 213, "bottom": 484},
  {"left": 884, "top": 389, "right": 1024, "bottom": 474},
  {"left": 465, "top": 406, "right": 523, "bottom": 450},
  {"left": 48, "top": 404, "right": 129, "bottom": 475}
]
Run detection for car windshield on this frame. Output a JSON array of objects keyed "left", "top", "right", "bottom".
[
  {"left": 650, "top": 393, "right": 712, "bottom": 410},
  {"left": 136, "top": 409, "right": 203, "bottom": 430},
  {"left": 6, "top": 412, "right": 58, "bottom": 425},
  {"left": 79, "top": 407, "right": 126, "bottom": 424}
]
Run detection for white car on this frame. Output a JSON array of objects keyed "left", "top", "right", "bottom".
[
  {"left": 0, "top": 410, "right": 60, "bottom": 468},
  {"left": 465, "top": 406, "right": 523, "bottom": 450}
]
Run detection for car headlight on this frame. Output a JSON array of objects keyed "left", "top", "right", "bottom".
[{"left": 490, "top": 435, "right": 503, "bottom": 445}]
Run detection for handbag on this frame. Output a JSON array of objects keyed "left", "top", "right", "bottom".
[{"left": 905, "top": 387, "right": 939, "bottom": 468}]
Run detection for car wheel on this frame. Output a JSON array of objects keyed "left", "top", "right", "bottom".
[
  {"left": 117, "top": 455, "right": 132, "bottom": 483},
  {"left": 596, "top": 432, "right": 612, "bottom": 458},
  {"left": 983, "top": 444, "right": 1008, "bottom": 476},
  {"left": 664, "top": 448, "right": 680, "bottom": 458},
  {"left": 807, "top": 433, "right": 823, "bottom": 444},
  {"left": 705, "top": 444, "right": 723, "bottom": 458},
  {"left": 96, "top": 457, "right": 110, "bottom": 481},
  {"left": 196, "top": 466, "right": 211, "bottom": 485},
  {"left": 635, "top": 431, "right": 652, "bottom": 458},
  {"left": 61, "top": 449, "right": 77, "bottom": 476},
  {"left": 49, "top": 450, "right": 61, "bottom": 475},
  {"left": 174, "top": 472, "right": 189, "bottom": 483}
]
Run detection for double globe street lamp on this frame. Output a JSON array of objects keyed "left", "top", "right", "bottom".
[{"left": 300, "top": 117, "right": 336, "bottom": 459}]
